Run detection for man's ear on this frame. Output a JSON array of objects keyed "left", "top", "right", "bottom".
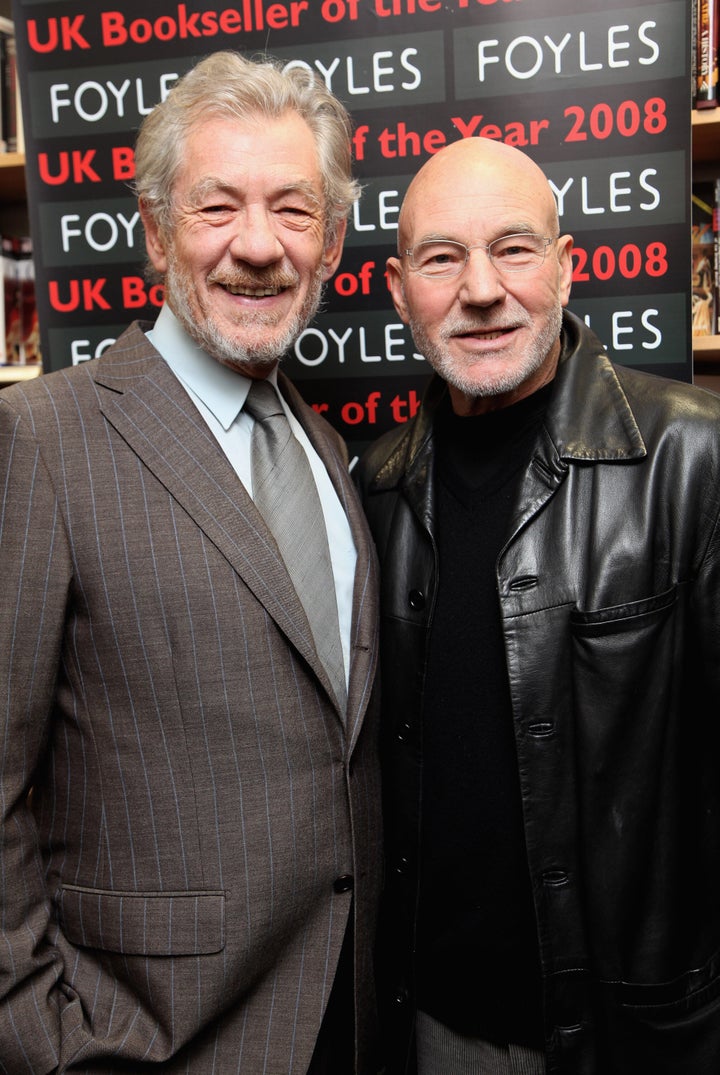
[
  {"left": 321, "top": 219, "right": 347, "bottom": 281},
  {"left": 139, "top": 198, "right": 168, "bottom": 275},
  {"left": 557, "top": 234, "right": 574, "bottom": 308},
  {"left": 386, "top": 255, "right": 409, "bottom": 323}
]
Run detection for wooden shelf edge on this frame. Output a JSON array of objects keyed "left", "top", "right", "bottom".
[
  {"left": 692, "top": 108, "right": 720, "bottom": 162},
  {"left": 693, "top": 336, "right": 720, "bottom": 362},
  {"left": 691, "top": 108, "right": 720, "bottom": 126},
  {"left": 0, "top": 152, "right": 25, "bottom": 169},
  {"left": 0, "top": 364, "right": 41, "bottom": 383},
  {"left": 0, "top": 151, "right": 26, "bottom": 200}
]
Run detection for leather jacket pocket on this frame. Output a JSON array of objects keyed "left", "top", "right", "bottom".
[
  {"left": 570, "top": 585, "right": 677, "bottom": 636},
  {"left": 617, "top": 966, "right": 720, "bottom": 1020},
  {"left": 596, "top": 963, "right": 720, "bottom": 1073},
  {"left": 569, "top": 585, "right": 678, "bottom": 714},
  {"left": 59, "top": 883, "right": 225, "bottom": 956}
]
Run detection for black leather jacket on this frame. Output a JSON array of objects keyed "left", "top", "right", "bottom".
[{"left": 356, "top": 312, "right": 720, "bottom": 1074}]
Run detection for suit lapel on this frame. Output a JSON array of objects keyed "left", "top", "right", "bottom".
[
  {"left": 92, "top": 325, "right": 337, "bottom": 698},
  {"left": 341, "top": 484, "right": 379, "bottom": 751}
]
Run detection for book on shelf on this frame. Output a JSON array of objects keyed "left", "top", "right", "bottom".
[
  {"left": 2, "top": 235, "right": 41, "bottom": 367},
  {"left": 695, "top": 0, "right": 719, "bottom": 108},
  {"left": 691, "top": 181, "right": 719, "bottom": 338},
  {"left": 0, "top": 15, "right": 22, "bottom": 155}
]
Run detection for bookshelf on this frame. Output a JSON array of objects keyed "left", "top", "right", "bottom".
[
  {"left": 0, "top": 0, "right": 38, "bottom": 383},
  {"left": 691, "top": 109, "right": 720, "bottom": 392},
  {"left": 0, "top": 149, "right": 37, "bottom": 383}
]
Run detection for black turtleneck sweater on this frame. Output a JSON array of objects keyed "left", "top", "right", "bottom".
[{"left": 415, "top": 384, "right": 552, "bottom": 1047}]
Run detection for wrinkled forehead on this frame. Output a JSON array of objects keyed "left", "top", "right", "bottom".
[{"left": 399, "top": 143, "right": 557, "bottom": 246}]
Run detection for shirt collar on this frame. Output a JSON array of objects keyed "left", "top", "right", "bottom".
[{"left": 147, "top": 304, "right": 278, "bottom": 431}]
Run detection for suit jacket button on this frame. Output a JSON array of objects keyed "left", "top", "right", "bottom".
[{"left": 333, "top": 874, "right": 354, "bottom": 893}]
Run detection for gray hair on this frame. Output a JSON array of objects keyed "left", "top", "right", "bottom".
[{"left": 134, "top": 50, "right": 360, "bottom": 248}]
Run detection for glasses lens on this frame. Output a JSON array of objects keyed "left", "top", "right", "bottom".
[
  {"left": 410, "top": 240, "right": 467, "bottom": 277},
  {"left": 489, "top": 234, "right": 547, "bottom": 272}
]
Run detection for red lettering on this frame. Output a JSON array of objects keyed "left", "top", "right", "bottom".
[
  {"left": 112, "top": 147, "right": 136, "bottom": 181},
  {"left": 38, "top": 153, "right": 70, "bottom": 185},
  {"left": 374, "top": 0, "right": 441, "bottom": 14},
  {"left": 122, "top": 277, "right": 164, "bottom": 309},
  {"left": 219, "top": 9, "right": 243, "bottom": 32},
  {"left": 341, "top": 401, "right": 365, "bottom": 425},
  {"left": 451, "top": 114, "right": 484, "bottom": 138},
  {"left": 378, "top": 123, "right": 448, "bottom": 158},
  {"left": 178, "top": 5, "right": 203, "bottom": 36},
  {"left": 48, "top": 278, "right": 109, "bottom": 312},
  {"left": 38, "top": 150, "right": 101, "bottom": 186},
  {"left": 101, "top": 12, "right": 127, "bottom": 46},
  {"left": 82, "top": 279, "right": 111, "bottom": 310},
  {"left": 27, "top": 15, "right": 90, "bottom": 53},
  {"left": 49, "top": 279, "right": 79, "bottom": 311},
  {"left": 61, "top": 14, "right": 91, "bottom": 49},
  {"left": 72, "top": 150, "right": 101, "bottom": 184},
  {"left": 389, "top": 390, "right": 421, "bottom": 423}
]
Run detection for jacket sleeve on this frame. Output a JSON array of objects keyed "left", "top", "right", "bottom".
[{"left": 0, "top": 396, "right": 70, "bottom": 1073}]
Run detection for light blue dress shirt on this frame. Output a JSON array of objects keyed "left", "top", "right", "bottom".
[{"left": 146, "top": 304, "right": 357, "bottom": 688}]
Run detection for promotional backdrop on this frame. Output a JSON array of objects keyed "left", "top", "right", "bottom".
[{"left": 12, "top": 0, "right": 692, "bottom": 454}]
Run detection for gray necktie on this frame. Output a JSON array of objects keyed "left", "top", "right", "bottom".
[{"left": 245, "top": 379, "right": 347, "bottom": 713}]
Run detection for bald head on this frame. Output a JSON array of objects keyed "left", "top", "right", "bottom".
[
  {"left": 398, "top": 138, "right": 560, "bottom": 254},
  {"left": 386, "top": 135, "right": 574, "bottom": 415}
]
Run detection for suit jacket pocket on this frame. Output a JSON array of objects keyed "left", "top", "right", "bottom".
[{"left": 59, "top": 884, "right": 225, "bottom": 956}]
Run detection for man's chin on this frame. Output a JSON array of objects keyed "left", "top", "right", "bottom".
[
  {"left": 192, "top": 323, "right": 293, "bottom": 372},
  {"left": 216, "top": 351, "right": 282, "bottom": 376}
]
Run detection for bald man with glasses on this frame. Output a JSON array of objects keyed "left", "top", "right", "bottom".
[{"left": 356, "top": 137, "right": 720, "bottom": 1075}]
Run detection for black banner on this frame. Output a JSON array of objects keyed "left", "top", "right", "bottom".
[{"left": 12, "top": 0, "right": 692, "bottom": 454}]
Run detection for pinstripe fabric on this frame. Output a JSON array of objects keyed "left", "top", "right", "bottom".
[
  {"left": 416, "top": 1012, "right": 546, "bottom": 1075},
  {"left": 0, "top": 322, "right": 382, "bottom": 1074}
]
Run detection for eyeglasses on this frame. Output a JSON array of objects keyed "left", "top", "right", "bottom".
[{"left": 404, "top": 233, "right": 555, "bottom": 278}]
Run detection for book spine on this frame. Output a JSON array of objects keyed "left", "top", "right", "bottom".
[
  {"left": 696, "top": 0, "right": 719, "bottom": 108},
  {"left": 3, "top": 235, "right": 19, "bottom": 363},
  {"left": 691, "top": 183, "right": 718, "bottom": 337},
  {"left": 4, "top": 34, "right": 19, "bottom": 154}
]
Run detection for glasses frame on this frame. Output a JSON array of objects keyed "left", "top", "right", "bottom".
[{"left": 403, "top": 233, "right": 556, "bottom": 278}]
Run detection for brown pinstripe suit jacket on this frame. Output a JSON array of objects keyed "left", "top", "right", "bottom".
[{"left": 0, "top": 322, "right": 382, "bottom": 1074}]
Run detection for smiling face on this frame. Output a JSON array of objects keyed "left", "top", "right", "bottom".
[
  {"left": 140, "top": 111, "right": 345, "bottom": 378},
  {"left": 387, "top": 138, "right": 574, "bottom": 415}
]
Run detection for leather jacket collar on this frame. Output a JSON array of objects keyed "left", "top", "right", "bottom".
[{"left": 370, "top": 311, "right": 647, "bottom": 501}]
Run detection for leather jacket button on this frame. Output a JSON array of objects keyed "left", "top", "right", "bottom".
[
  {"left": 394, "top": 856, "right": 410, "bottom": 876},
  {"left": 396, "top": 721, "right": 412, "bottom": 742},
  {"left": 333, "top": 874, "right": 354, "bottom": 893},
  {"left": 508, "top": 575, "right": 539, "bottom": 592},
  {"left": 528, "top": 721, "right": 554, "bottom": 738},
  {"left": 408, "top": 589, "right": 425, "bottom": 610},
  {"left": 542, "top": 868, "right": 569, "bottom": 886}
]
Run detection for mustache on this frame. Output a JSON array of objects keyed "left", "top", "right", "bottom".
[
  {"left": 207, "top": 267, "right": 300, "bottom": 290},
  {"left": 441, "top": 313, "right": 523, "bottom": 337},
  {"left": 444, "top": 313, "right": 513, "bottom": 333}
]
